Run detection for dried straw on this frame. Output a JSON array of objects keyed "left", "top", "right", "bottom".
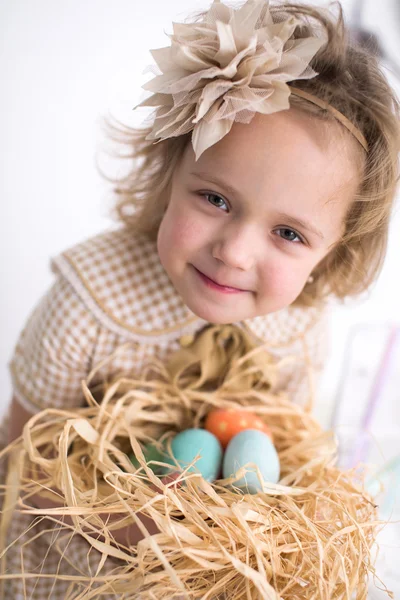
[{"left": 0, "top": 325, "right": 390, "bottom": 599}]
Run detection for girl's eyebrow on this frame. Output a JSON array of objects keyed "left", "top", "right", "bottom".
[
  {"left": 189, "top": 171, "right": 325, "bottom": 241},
  {"left": 189, "top": 171, "right": 242, "bottom": 200},
  {"left": 276, "top": 213, "right": 325, "bottom": 241}
]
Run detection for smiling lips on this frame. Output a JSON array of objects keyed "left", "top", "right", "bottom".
[{"left": 193, "top": 266, "right": 248, "bottom": 294}]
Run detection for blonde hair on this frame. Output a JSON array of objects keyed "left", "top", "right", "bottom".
[{"left": 104, "top": 1, "right": 400, "bottom": 307}]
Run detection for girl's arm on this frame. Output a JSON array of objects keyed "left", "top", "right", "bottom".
[{"left": 7, "top": 395, "right": 163, "bottom": 546}]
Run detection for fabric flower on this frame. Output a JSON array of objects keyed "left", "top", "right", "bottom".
[{"left": 135, "top": 0, "right": 326, "bottom": 160}]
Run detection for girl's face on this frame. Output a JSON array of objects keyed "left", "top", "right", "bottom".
[{"left": 157, "top": 109, "right": 360, "bottom": 324}]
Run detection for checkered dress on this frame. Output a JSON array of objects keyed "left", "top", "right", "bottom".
[{"left": 0, "top": 226, "right": 329, "bottom": 599}]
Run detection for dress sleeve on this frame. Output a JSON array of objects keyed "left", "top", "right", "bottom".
[
  {"left": 270, "top": 304, "right": 331, "bottom": 408},
  {"left": 9, "top": 275, "right": 101, "bottom": 414}
]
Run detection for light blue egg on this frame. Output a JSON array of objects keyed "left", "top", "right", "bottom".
[
  {"left": 161, "top": 428, "right": 223, "bottom": 482},
  {"left": 223, "top": 429, "right": 280, "bottom": 494}
]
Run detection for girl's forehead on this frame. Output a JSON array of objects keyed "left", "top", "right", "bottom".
[{"left": 180, "top": 110, "right": 359, "bottom": 208}]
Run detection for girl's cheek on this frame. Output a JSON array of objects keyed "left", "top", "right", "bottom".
[
  {"left": 162, "top": 205, "right": 210, "bottom": 250},
  {"left": 261, "top": 262, "right": 308, "bottom": 300}
]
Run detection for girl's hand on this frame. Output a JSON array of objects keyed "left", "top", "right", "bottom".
[{"left": 107, "top": 472, "right": 182, "bottom": 547}]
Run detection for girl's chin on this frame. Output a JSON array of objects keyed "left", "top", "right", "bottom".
[{"left": 183, "top": 296, "right": 248, "bottom": 325}]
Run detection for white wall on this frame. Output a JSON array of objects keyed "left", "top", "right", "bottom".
[{"left": 1, "top": 0, "right": 399, "bottom": 424}]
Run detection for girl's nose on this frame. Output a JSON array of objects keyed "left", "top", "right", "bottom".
[{"left": 212, "top": 223, "right": 256, "bottom": 271}]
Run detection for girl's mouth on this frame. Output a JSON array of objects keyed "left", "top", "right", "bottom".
[{"left": 193, "top": 267, "right": 247, "bottom": 294}]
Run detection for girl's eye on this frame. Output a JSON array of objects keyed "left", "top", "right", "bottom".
[
  {"left": 202, "top": 193, "right": 229, "bottom": 212},
  {"left": 274, "top": 228, "right": 304, "bottom": 244}
]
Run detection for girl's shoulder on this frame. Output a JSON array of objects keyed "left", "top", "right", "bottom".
[{"left": 51, "top": 227, "right": 205, "bottom": 343}]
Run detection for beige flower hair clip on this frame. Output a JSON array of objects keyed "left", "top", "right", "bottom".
[{"left": 134, "top": 0, "right": 367, "bottom": 159}]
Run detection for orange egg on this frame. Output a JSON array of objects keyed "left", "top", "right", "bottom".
[{"left": 204, "top": 409, "right": 272, "bottom": 449}]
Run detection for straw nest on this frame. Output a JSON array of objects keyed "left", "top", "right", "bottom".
[{"left": 0, "top": 325, "right": 386, "bottom": 599}]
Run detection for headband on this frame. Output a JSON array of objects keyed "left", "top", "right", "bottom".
[
  {"left": 289, "top": 87, "right": 368, "bottom": 151},
  {"left": 134, "top": 0, "right": 368, "bottom": 159}
]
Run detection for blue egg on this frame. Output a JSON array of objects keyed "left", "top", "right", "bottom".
[
  {"left": 161, "top": 428, "right": 223, "bottom": 482},
  {"left": 223, "top": 429, "right": 280, "bottom": 494}
]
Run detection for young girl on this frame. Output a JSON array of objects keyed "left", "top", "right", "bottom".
[{"left": 1, "top": 0, "right": 399, "bottom": 597}]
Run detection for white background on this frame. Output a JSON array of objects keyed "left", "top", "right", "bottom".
[{"left": 1, "top": 0, "right": 400, "bottom": 593}]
